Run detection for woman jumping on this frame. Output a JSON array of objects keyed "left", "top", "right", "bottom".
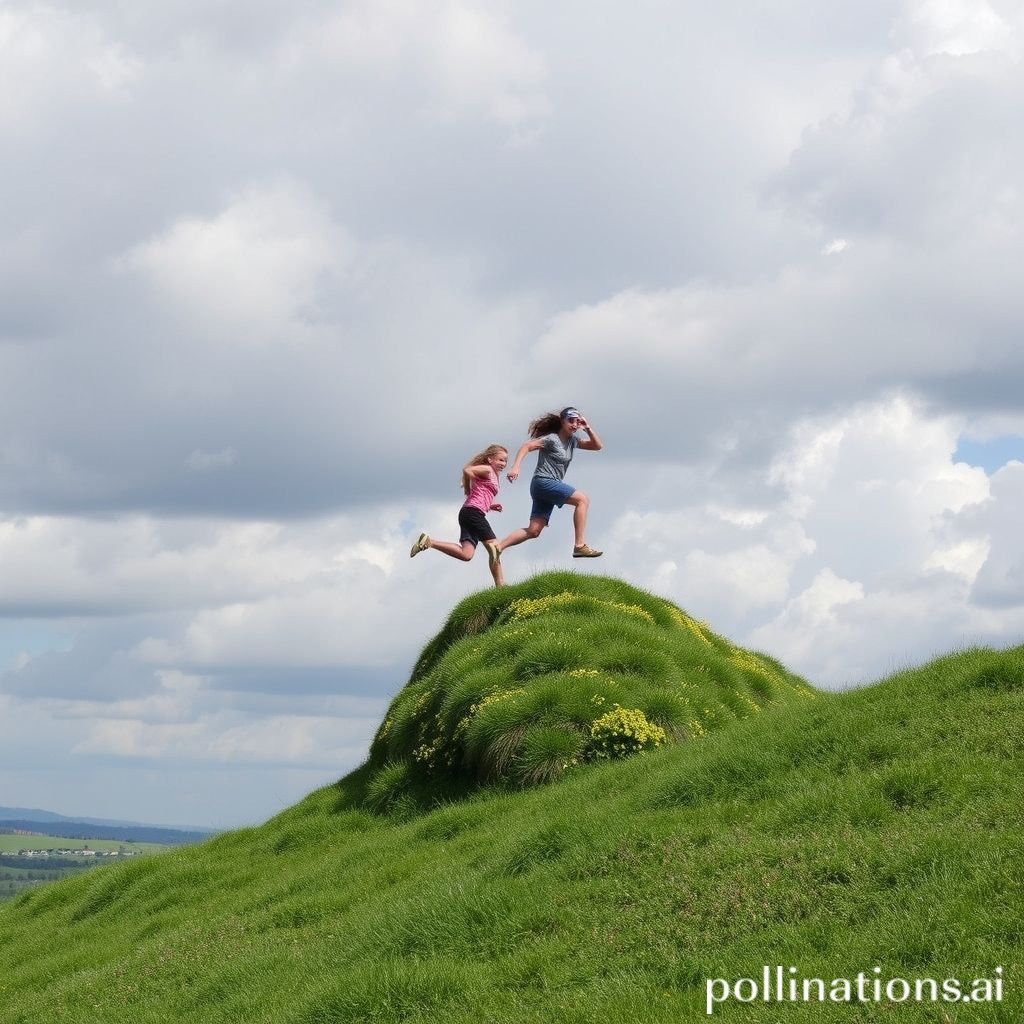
[
  {"left": 499, "top": 407, "right": 603, "bottom": 558},
  {"left": 409, "top": 444, "right": 507, "bottom": 587}
]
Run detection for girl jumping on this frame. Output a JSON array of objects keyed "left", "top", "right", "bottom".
[
  {"left": 499, "top": 407, "right": 604, "bottom": 558},
  {"left": 410, "top": 444, "right": 507, "bottom": 587}
]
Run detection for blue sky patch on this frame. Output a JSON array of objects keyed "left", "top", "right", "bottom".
[{"left": 954, "top": 435, "right": 1024, "bottom": 475}]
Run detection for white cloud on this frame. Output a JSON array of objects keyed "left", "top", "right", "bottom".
[
  {"left": 0, "top": 7, "right": 140, "bottom": 127},
  {"left": 586, "top": 397, "right": 1015, "bottom": 688},
  {"left": 896, "top": 0, "right": 1020, "bottom": 57},
  {"left": 748, "top": 568, "right": 866, "bottom": 676},
  {"left": 51, "top": 670, "right": 210, "bottom": 726},
  {"left": 289, "top": 0, "right": 550, "bottom": 128},
  {"left": 71, "top": 709, "right": 376, "bottom": 767},
  {"left": 3, "top": 0, "right": 1024, "bottom": 825},
  {"left": 0, "top": 514, "right": 312, "bottom": 615},
  {"left": 923, "top": 538, "right": 991, "bottom": 581},
  {"left": 0, "top": 496, "right": 512, "bottom": 739},
  {"left": 681, "top": 546, "right": 794, "bottom": 614},
  {"left": 709, "top": 506, "right": 770, "bottom": 529},
  {"left": 121, "top": 181, "right": 351, "bottom": 341},
  {"left": 741, "top": 399, "right": 1010, "bottom": 683}
]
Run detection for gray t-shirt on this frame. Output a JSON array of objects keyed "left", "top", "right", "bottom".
[{"left": 534, "top": 432, "right": 578, "bottom": 481}]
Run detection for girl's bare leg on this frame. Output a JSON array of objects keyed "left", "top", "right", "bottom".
[
  {"left": 429, "top": 540, "right": 475, "bottom": 561},
  {"left": 499, "top": 517, "right": 546, "bottom": 550},
  {"left": 565, "top": 491, "right": 589, "bottom": 547},
  {"left": 489, "top": 557, "right": 505, "bottom": 587}
]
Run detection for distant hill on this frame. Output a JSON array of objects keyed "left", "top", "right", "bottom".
[
  {"left": 0, "top": 806, "right": 131, "bottom": 828},
  {"left": 0, "top": 572, "right": 1020, "bottom": 1023},
  {"left": 0, "top": 819, "right": 212, "bottom": 846},
  {"left": 0, "top": 806, "right": 216, "bottom": 834}
]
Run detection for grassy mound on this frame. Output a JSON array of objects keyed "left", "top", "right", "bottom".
[
  {"left": 367, "top": 572, "right": 814, "bottom": 806},
  {"left": 0, "top": 579, "right": 1021, "bottom": 1022}
]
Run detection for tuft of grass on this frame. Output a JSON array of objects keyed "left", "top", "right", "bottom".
[
  {"left": 974, "top": 649, "right": 1024, "bottom": 691},
  {"left": 364, "top": 761, "right": 413, "bottom": 812},
  {"left": 516, "top": 726, "right": 587, "bottom": 785}
]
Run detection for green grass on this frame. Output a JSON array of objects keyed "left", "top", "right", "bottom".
[{"left": 0, "top": 573, "right": 1021, "bottom": 1022}]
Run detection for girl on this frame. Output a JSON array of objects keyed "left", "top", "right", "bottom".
[
  {"left": 410, "top": 444, "right": 507, "bottom": 587},
  {"left": 499, "top": 407, "right": 603, "bottom": 558}
]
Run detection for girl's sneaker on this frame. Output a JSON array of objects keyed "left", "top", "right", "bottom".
[
  {"left": 572, "top": 543, "right": 602, "bottom": 558},
  {"left": 410, "top": 533, "right": 430, "bottom": 557}
]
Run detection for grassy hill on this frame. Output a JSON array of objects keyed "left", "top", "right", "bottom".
[
  {"left": 0, "top": 573, "right": 1020, "bottom": 1022},
  {"left": 363, "top": 573, "right": 815, "bottom": 808}
]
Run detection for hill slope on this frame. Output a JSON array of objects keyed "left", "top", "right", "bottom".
[{"left": 0, "top": 575, "right": 1021, "bottom": 1022}]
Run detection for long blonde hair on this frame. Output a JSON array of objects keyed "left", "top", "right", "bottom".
[{"left": 462, "top": 443, "right": 507, "bottom": 494}]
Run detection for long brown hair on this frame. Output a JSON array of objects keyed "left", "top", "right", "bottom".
[
  {"left": 462, "top": 443, "right": 507, "bottom": 494},
  {"left": 528, "top": 411, "right": 563, "bottom": 438}
]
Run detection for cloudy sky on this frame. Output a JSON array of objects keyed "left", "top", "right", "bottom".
[{"left": 2, "top": 0, "right": 1023, "bottom": 828}]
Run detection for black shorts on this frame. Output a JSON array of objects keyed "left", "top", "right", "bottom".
[{"left": 458, "top": 506, "right": 496, "bottom": 546}]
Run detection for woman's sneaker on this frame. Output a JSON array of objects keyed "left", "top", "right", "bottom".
[
  {"left": 573, "top": 543, "right": 602, "bottom": 558},
  {"left": 410, "top": 533, "right": 430, "bottom": 557}
]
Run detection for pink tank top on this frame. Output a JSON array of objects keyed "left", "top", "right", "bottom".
[{"left": 463, "top": 468, "right": 498, "bottom": 513}]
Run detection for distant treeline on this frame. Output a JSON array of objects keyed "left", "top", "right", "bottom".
[{"left": 0, "top": 820, "right": 212, "bottom": 846}]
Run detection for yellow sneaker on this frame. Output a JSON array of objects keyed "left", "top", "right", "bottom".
[{"left": 572, "top": 543, "right": 602, "bottom": 558}]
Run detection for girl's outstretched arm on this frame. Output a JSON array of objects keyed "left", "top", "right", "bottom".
[{"left": 507, "top": 439, "right": 543, "bottom": 481}]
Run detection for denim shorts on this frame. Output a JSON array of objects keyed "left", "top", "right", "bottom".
[{"left": 530, "top": 476, "right": 576, "bottom": 522}]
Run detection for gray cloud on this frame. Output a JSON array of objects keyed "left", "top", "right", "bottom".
[
  {"left": 0, "top": 0, "right": 899, "bottom": 519},
  {"left": 4, "top": 0, "right": 1024, "bottom": 824}
]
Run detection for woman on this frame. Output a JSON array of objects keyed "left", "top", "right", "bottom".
[{"left": 499, "top": 407, "right": 603, "bottom": 558}]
